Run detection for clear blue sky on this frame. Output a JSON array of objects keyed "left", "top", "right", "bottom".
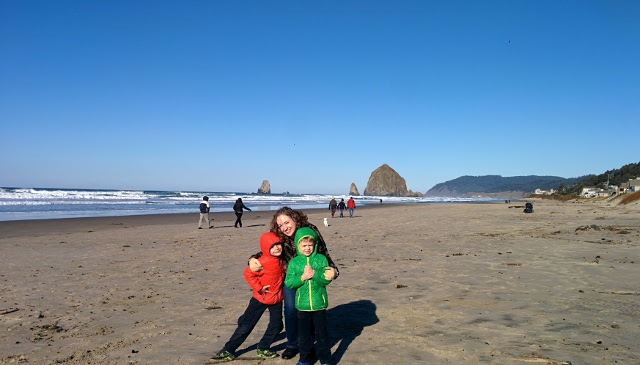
[{"left": 1, "top": 1, "right": 638, "bottom": 194}]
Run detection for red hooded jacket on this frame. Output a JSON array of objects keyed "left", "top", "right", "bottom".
[{"left": 243, "top": 232, "right": 285, "bottom": 305}]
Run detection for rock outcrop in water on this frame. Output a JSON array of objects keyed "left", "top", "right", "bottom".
[
  {"left": 349, "top": 183, "right": 360, "bottom": 196},
  {"left": 364, "top": 164, "right": 422, "bottom": 197},
  {"left": 257, "top": 180, "right": 271, "bottom": 194}
]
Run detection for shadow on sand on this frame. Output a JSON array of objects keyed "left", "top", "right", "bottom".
[
  {"left": 327, "top": 299, "right": 379, "bottom": 364},
  {"left": 232, "top": 300, "right": 378, "bottom": 364}
]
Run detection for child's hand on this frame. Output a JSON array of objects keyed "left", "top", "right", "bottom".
[
  {"left": 258, "top": 285, "right": 270, "bottom": 295},
  {"left": 301, "top": 265, "right": 315, "bottom": 280},
  {"left": 323, "top": 267, "right": 336, "bottom": 281},
  {"left": 249, "top": 258, "right": 263, "bottom": 272}
]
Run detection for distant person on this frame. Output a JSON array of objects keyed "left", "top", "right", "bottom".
[
  {"left": 210, "top": 232, "right": 285, "bottom": 361},
  {"left": 285, "top": 227, "right": 333, "bottom": 365},
  {"left": 337, "top": 198, "right": 346, "bottom": 218},
  {"left": 328, "top": 197, "right": 338, "bottom": 217},
  {"left": 199, "top": 196, "right": 212, "bottom": 229},
  {"left": 379, "top": 199, "right": 382, "bottom": 204},
  {"left": 347, "top": 197, "right": 356, "bottom": 218},
  {"left": 233, "top": 198, "right": 252, "bottom": 228}
]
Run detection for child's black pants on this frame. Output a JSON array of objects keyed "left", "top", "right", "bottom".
[
  {"left": 298, "top": 309, "right": 331, "bottom": 364},
  {"left": 223, "top": 297, "right": 283, "bottom": 353}
]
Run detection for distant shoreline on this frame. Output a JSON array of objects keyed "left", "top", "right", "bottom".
[{"left": 0, "top": 203, "right": 399, "bottom": 239}]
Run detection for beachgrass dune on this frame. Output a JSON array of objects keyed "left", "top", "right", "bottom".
[{"left": 1, "top": 201, "right": 639, "bottom": 364}]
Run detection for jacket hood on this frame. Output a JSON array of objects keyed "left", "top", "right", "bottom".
[
  {"left": 294, "top": 227, "right": 318, "bottom": 258},
  {"left": 260, "top": 232, "right": 281, "bottom": 258}
]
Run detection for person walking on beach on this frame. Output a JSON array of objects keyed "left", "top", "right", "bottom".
[
  {"left": 337, "top": 198, "right": 346, "bottom": 218},
  {"left": 198, "top": 196, "right": 212, "bottom": 229},
  {"left": 210, "top": 232, "right": 285, "bottom": 361},
  {"left": 233, "top": 198, "right": 252, "bottom": 228},
  {"left": 248, "top": 207, "right": 339, "bottom": 360},
  {"left": 285, "top": 227, "right": 333, "bottom": 365},
  {"left": 328, "top": 197, "right": 337, "bottom": 218},
  {"left": 347, "top": 197, "right": 356, "bottom": 218}
]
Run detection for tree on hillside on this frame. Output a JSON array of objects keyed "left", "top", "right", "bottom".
[{"left": 566, "top": 161, "right": 640, "bottom": 196}]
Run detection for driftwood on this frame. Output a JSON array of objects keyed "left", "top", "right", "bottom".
[
  {"left": 502, "top": 263, "right": 523, "bottom": 266},
  {"left": 394, "top": 284, "right": 408, "bottom": 288},
  {"left": 0, "top": 308, "right": 19, "bottom": 315}
]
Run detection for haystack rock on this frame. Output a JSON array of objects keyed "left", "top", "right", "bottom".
[
  {"left": 364, "top": 164, "right": 410, "bottom": 196},
  {"left": 257, "top": 180, "right": 271, "bottom": 194},
  {"left": 349, "top": 183, "right": 360, "bottom": 196}
]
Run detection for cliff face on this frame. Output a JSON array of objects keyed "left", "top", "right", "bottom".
[{"left": 364, "top": 164, "right": 409, "bottom": 196}]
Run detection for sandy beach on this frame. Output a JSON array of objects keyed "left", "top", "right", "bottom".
[{"left": 1, "top": 200, "right": 639, "bottom": 364}]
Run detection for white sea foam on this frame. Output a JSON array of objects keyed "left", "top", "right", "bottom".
[{"left": 0, "top": 187, "right": 495, "bottom": 221}]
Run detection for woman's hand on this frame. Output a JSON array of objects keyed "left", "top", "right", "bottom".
[
  {"left": 323, "top": 267, "right": 336, "bottom": 281},
  {"left": 249, "top": 258, "right": 263, "bottom": 272}
]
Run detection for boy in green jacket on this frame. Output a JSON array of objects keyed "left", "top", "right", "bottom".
[{"left": 284, "top": 227, "right": 333, "bottom": 365}]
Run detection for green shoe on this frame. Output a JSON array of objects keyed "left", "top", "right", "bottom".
[
  {"left": 256, "top": 348, "right": 279, "bottom": 359},
  {"left": 210, "top": 350, "right": 234, "bottom": 361}
]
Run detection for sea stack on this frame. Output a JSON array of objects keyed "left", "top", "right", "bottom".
[
  {"left": 349, "top": 183, "right": 360, "bottom": 196},
  {"left": 257, "top": 180, "right": 271, "bottom": 194},
  {"left": 363, "top": 164, "right": 409, "bottom": 196}
]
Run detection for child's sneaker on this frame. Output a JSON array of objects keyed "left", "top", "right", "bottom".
[
  {"left": 256, "top": 348, "right": 279, "bottom": 358},
  {"left": 210, "top": 350, "right": 234, "bottom": 361}
]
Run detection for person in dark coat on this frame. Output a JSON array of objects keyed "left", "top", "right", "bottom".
[
  {"left": 337, "top": 198, "right": 346, "bottom": 218},
  {"left": 233, "top": 198, "right": 252, "bottom": 228},
  {"left": 328, "top": 197, "right": 338, "bottom": 217}
]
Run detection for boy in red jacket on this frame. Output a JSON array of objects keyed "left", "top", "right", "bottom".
[{"left": 210, "top": 232, "right": 285, "bottom": 361}]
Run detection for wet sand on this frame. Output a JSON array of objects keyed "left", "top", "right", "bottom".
[{"left": 1, "top": 200, "right": 639, "bottom": 364}]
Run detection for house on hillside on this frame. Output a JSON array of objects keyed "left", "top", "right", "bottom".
[
  {"left": 534, "top": 188, "right": 555, "bottom": 195},
  {"left": 621, "top": 178, "right": 640, "bottom": 193},
  {"left": 581, "top": 187, "right": 597, "bottom": 198},
  {"left": 580, "top": 187, "right": 609, "bottom": 198}
]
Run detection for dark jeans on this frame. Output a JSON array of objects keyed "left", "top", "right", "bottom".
[
  {"left": 298, "top": 310, "right": 331, "bottom": 364},
  {"left": 223, "top": 297, "right": 283, "bottom": 353},
  {"left": 234, "top": 212, "right": 243, "bottom": 227},
  {"left": 283, "top": 285, "right": 298, "bottom": 349}
]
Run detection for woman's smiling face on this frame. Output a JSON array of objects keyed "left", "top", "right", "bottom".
[{"left": 276, "top": 214, "right": 297, "bottom": 237}]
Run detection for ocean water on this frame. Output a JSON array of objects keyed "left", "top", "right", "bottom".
[{"left": 0, "top": 187, "right": 495, "bottom": 221}]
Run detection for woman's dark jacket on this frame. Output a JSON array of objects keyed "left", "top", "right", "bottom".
[
  {"left": 251, "top": 223, "right": 339, "bottom": 278},
  {"left": 233, "top": 201, "right": 251, "bottom": 213}
]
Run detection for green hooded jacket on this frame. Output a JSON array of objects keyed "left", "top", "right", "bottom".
[{"left": 284, "top": 227, "right": 332, "bottom": 311}]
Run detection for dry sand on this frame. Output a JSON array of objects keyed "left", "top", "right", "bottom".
[{"left": 1, "top": 200, "right": 639, "bottom": 364}]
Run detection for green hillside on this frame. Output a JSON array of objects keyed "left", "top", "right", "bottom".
[
  {"left": 426, "top": 175, "right": 584, "bottom": 196},
  {"left": 565, "top": 161, "right": 640, "bottom": 195}
]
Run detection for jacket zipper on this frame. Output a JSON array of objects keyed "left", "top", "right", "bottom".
[{"left": 307, "top": 256, "right": 313, "bottom": 311}]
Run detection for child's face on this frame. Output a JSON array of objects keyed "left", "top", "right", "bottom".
[
  {"left": 270, "top": 244, "right": 282, "bottom": 257},
  {"left": 298, "top": 239, "right": 314, "bottom": 257}
]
